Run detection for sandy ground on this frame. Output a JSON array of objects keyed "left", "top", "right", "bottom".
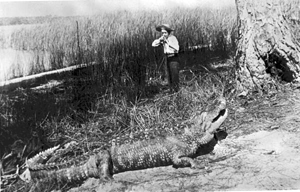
[{"left": 67, "top": 87, "right": 300, "bottom": 192}]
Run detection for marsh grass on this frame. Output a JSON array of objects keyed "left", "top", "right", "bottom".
[
  {"left": 1, "top": 6, "right": 237, "bottom": 81},
  {"left": 1, "top": 61, "right": 237, "bottom": 192},
  {"left": 0, "top": 58, "right": 235, "bottom": 149},
  {"left": 0, "top": 6, "right": 238, "bottom": 147},
  {"left": 1, "top": 0, "right": 298, "bottom": 154},
  {"left": 1, "top": 2, "right": 299, "bottom": 190}
]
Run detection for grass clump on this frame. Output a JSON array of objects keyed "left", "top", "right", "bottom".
[{"left": 0, "top": 63, "right": 237, "bottom": 191}]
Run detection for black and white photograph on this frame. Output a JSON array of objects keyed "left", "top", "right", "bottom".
[{"left": 1, "top": 0, "right": 300, "bottom": 191}]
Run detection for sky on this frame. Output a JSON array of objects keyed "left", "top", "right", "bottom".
[{"left": 0, "top": 0, "right": 235, "bottom": 18}]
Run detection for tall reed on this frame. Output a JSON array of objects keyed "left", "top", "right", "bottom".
[{"left": 5, "top": 7, "right": 237, "bottom": 89}]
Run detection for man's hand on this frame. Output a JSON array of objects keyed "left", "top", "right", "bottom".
[{"left": 159, "top": 36, "right": 166, "bottom": 44}]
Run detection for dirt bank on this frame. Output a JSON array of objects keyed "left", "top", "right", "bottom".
[{"left": 68, "top": 87, "right": 300, "bottom": 192}]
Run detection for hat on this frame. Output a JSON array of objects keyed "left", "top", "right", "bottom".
[{"left": 155, "top": 24, "right": 174, "bottom": 32}]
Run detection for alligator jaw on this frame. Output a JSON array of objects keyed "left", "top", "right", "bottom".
[{"left": 208, "top": 108, "right": 228, "bottom": 134}]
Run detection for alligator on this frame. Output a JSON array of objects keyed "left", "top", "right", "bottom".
[{"left": 19, "top": 96, "right": 228, "bottom": 189}]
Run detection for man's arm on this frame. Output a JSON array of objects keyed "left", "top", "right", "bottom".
[{"left": 152, "top": 36, "right": 164, "bottom": 47}]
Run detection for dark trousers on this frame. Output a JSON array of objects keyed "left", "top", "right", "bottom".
[{"left": 166, "top": 55, "right": 180, "bottom": 92}]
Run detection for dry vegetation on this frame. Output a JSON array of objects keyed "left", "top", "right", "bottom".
[
  {"left": 1, "top": 7, "right": 237, "bottom": 81},
  {"left": 0, "top": 6, "right": 238, "bottom": 150},
  {"left": 1, "top": 1, "right": 300, "bottom": 191}
]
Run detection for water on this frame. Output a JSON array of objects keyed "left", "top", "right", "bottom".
[{"left": 0, "top": 48, "right": 50, "bottom": 82}]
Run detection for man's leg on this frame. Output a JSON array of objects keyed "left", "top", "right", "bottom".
[
  {"left": 161, "top": 55, "right": 167, "bottom": 82},
  {"left": 166, "top": 59, "right": 172, "bottom": 90},
  {"left": 168, "top": 60, "right": 179, "bottom": 92}
]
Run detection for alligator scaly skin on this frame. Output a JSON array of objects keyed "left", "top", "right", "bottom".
[
  {"left": 24, "top": 149, "right": 113, "bottom": 183},
  {"left": 19, "top": 96, "right": 228, "bottom": 186}
]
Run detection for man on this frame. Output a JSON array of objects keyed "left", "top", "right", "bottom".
[{"left": 152, "top": 24, "right": 180, "bottom": 93}]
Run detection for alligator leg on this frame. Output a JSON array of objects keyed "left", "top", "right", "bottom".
[
  {"left": 172, "top": 156, "right": 206, "bottom": 169},
  {"left": 94, "top": 150, "right": 113, "bottom": 182}
]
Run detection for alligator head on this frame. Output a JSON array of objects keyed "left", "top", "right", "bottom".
[{"left": 186, "top": 96, "right": 228, "bottom": 135}]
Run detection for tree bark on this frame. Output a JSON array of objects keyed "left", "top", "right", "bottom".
[{"left": 235, "top": 0, "right": 300, "bottom": 93}]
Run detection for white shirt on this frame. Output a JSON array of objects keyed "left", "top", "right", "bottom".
[{"left": 152, "top": 34, "right": 179, "bottom": 54}]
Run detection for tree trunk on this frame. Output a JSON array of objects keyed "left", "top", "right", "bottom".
[{"left": 235, "top": 0, "right": 300, "bottom": 93}]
